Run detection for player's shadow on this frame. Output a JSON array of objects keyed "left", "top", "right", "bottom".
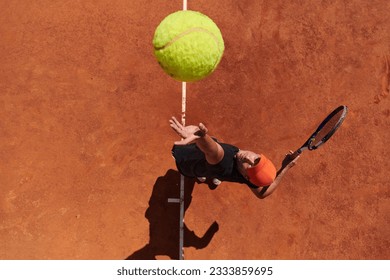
[{"left": 125, "top": 169, "right": 219, "bottom": 260}]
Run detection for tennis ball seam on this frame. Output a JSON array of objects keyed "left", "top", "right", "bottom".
[{"left": 154, "top": 27, "right": 222, "bottom": 53}]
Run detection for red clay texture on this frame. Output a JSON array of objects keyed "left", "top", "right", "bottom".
[{"left": 0, "top": 0, "right": 389, "bottom": 259}]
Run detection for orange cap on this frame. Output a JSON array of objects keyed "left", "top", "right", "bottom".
[{"left": 246, "top": 154, "right": 276, "bottom": 187}]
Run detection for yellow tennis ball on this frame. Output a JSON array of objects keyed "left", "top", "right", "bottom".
[{"left": 153, "top": 10, "right": 224, "bottom": 82}]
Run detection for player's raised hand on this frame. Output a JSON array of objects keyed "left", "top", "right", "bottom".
[{"left": 169, "top": 117, "right": 208, "bottom": 145}]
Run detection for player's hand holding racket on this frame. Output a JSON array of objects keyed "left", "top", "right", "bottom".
[{"left": 281, "top": 150, "right": 300, "bottom": 169}]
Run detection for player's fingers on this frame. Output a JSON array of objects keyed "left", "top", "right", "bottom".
[
  {"left": 170, "top": 117, "right": 184, "bottom": 130},
  {"left": 169, "top": 118, "right": 177, "bottom": 124},
  {"left": 171, "top": 116, "right": 183, "bottom": 128},
  {"left": 169, "top": 120, "right": 179, "bottom": 130},
  {"left": 198, "top": 123, "right": 208, "bottom": 135},
  {"left": 199, "top": 122, "right": 207, "bottom": 130}
]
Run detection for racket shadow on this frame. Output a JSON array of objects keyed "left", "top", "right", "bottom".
[{"left": 125, "top": 169, "right": 219, "bottom": 260}]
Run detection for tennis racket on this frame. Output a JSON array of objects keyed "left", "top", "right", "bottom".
[{"left": 291, "top": 105, "right": 348, "bottom": 159}]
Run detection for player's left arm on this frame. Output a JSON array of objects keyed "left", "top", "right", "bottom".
[
  {"left": 251, "top": 152, "right": 300, "bottom": 199},
  {"left": 169, "top": 116, "right": 224, "bottom": 164}
]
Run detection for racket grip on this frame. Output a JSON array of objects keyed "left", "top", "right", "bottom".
[{"left": 291, "top": 149, "right": 301, "bottom": 159}]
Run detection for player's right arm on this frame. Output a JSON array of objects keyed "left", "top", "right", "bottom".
[{"left": 169, "top": 117, "right": 224, "bottom": 164}]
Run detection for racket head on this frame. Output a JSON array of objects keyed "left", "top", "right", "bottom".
[{"left": 307, "top": 105, "right": 348, "bottom": 150}]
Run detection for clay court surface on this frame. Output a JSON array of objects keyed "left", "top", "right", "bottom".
[{"left": 1, "top": 0, "right": 389, "bottom": 260}]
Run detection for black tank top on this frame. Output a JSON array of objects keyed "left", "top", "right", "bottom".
[{"left": 171, "top": 141, "right": 258, "bottom": 189}]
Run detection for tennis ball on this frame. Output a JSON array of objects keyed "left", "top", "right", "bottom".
[{"left": 153, "top": 10, "right": 224, "bottom": 82}]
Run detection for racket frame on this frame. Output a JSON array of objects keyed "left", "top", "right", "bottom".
[{"left": 292, "top": 105, "right": 348, "bottom": 158}]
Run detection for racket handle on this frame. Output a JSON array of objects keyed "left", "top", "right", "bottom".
[{"left": 291, "top": 149, "right": 302, "bottom": 159}]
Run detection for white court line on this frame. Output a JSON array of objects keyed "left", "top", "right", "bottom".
[
  {"left": 167, "top": 0, "right": 187, "bottom": 261},
  {"left": 179, "top": 81, "right": 186, "bottom": 260},
  {"left": 178, "top": 0, "right": 187, "bottom": 262}
]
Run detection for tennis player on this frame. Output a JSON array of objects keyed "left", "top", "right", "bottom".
[{"left": 169, "top": 117, "right": 300, "bottom": 199}]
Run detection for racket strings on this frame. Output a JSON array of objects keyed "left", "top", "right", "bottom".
[{"left": 311, "top": 109, "right": 345, "bottom": 147}]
